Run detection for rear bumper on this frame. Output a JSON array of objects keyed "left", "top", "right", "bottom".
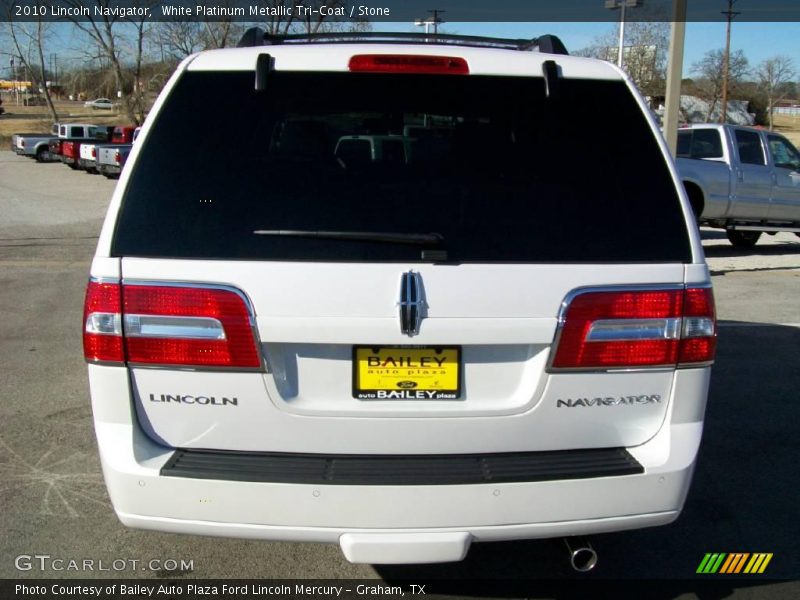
[
  {"left": 119, "top": 510, "right": 678, "bottom": 564},
  {"left": 95, "top": 414, "right": 701, "bottom": 562},
  {"left": 97, "top": 164, "right": 121, "bottom": 175}
]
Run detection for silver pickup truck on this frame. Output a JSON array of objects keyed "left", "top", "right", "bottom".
[
  {"left": 12, "top": 124, "right": 59, "bottom": 162},
  {"left": 677, "top": 124, "right": 800, "bottom": 247}
]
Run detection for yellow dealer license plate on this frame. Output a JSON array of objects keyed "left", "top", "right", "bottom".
[{"left": 353, "top": 346, "right": 461, "bottom": 400}]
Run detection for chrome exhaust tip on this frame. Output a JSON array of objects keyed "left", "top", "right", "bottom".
[{"left": 564, "top": 537, "right": 598, "bottom": 572}]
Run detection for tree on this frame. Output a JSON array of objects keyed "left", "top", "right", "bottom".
[
  {"left": 755, "top": 56, "right": 795, "bottom": 130},
  {"left": 691, "top": 48, "right": 749, "bottom": 122},
  {"left": 259, "top": 1, "right": 366, "bottom": 36},
  {"left": 574, "top": 21, "right": 670, "bottom": 103},
  {"left": 154, "top": 22, "right": 204, "bottom": 63},
  {"left": 3, "top": 7, "right": 59, "bottom": 122},
  {"left": 201, "top": 17, "right": 244, "bottom": 48},
  {"left": 155, "top": 12, "right": 246, "bottom": 62},
  {"left": 60, "top": 0, "right": 156, "bottom": 125}
]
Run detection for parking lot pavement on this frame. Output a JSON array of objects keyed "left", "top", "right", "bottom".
[
  {"left": 702, "top": 229, "right": 800, "bottom": 326},
  {"left": 0, "top": 151, "right": 797, "bottom": 593},
  {"left": 702, "top": 228, "right": 800, "bottom": 277}
]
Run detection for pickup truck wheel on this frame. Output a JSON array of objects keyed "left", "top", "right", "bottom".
[
  {"left": 726, "top": 230, "right": 761, "bottom": 248},
  {"left": 35, "top": 147, "right": 49, "bottom": 162},
  {"left": 683, "top": 182, "right": 704, "bottom": 222}
]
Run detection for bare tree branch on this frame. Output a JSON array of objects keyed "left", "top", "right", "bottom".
[
  {"left": 574, "top": 20, "right": 670, "bottom": 104},
  {"left": 3, "top": 2, "right": 59, "bottom": 121},
  {"left": 755, "top": 56, "right": 795, "bottom": 131},
  {"left": 692, "top": 49, "right": 749, "bottom": 122},
  {"left": 259, "top": 0, "right": 364, "bottom": 37},
  {"left": 61, "top": 0, "right": 157, "bottom": 125}
]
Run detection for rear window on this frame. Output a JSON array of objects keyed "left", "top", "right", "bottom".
[
  {"left": 112, "top": 70, "right": 691, "bottom": 263},
  {"left": 677, "top": 129, "right": 723, "bottom": 160}
]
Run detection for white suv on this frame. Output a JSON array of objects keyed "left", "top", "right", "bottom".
[{"left": 85, "top": 31, "right": 716, "bottom": 566}]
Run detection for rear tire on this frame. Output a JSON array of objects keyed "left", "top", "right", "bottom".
[
  {"left": 683, "top": 182, "right": 704, "bottom": 222},
  {"left": 726, "top": 230, "right": 762, "bottom": 248},
  {"left": 35, "top": 147, "right": 49, "bottom": 162}
]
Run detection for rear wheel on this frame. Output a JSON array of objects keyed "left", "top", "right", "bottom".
[
  {"left": 682, "top": 182, "right": 704, "bottom": 222},
  {"left": 726, "top": 230, "right": 762, "bottom": 248},
  {"left": 35, "top": 147, "right": 50, "bottom": 162}
]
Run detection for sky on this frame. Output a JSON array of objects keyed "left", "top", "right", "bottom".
[
  {"left": 378, "top": 21, "right": 800, "bottom": 77},
  {"left": 3, "top": 20, "right": 799, "bottom": 82}
]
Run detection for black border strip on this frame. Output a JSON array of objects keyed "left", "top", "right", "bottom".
[{"left": 4, "top": 1, "right": 800, "bottom": 23}]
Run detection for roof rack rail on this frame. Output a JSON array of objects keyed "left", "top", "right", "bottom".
[{"left": 237, "top": 29, "right": 569, "bottom": 55}]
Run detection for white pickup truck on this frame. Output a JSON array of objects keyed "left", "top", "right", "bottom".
[{"left": 677, "top": 124, "right": 800, "bottom": 247}]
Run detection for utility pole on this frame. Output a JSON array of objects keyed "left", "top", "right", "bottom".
[
  {"left": 428, "top": 9, "right": 444, "bottom": 35},
  {"left": 11, "top": 57, "right": 18, "bottom": 105},
  {"left": 50, "top": 53, "right": 58, "bottom": 86},
  {"left": 720, "top": 0, "right": 740, "bottom": 124},
  {"left": 663, "top": 0, "right": 687, "bottom": 156},
  {"left": 605, "top": 0, "right": 643, "bottom": 69},
  {"left": 415, "top": 9, "right": 445, "bottom": 36}
]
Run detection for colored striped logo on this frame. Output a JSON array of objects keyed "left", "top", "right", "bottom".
[{"left": 697, "top": 553, "right": 773, "bottom": 574}]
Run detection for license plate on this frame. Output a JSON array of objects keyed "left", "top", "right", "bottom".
[{"left": 353, "top": 346, "right": 461, "bottom": 400}]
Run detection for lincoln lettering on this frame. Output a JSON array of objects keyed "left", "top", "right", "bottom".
[{"left": 149, "top": 394, "right": 238, "bottom": 406}]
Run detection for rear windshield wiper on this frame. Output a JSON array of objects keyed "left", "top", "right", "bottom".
[{"left": 253, "top": 230, "right": 444, "bottom": 245}]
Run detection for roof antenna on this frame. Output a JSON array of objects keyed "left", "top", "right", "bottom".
[
  {"left": 238, "top": 27, "right": 265, "bottom": 48},
  {"left": 537, "top": 35, "right": 569, "bottom": 56}
]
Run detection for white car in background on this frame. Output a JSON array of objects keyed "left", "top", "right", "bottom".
[
  {"left": 84, "top": 30, "right": 716, "bottom": 568},
  {"left": 84, "top": 97, "right": 114, "bottom": 110}
]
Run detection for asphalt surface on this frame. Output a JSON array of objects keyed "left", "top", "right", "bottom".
[{"left": 0, "top": 151, "right": 798, "bottom": 598}]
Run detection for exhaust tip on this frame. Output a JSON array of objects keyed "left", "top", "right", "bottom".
[{"left": 564, "top": 538, "right": 598, "bottom": 572}]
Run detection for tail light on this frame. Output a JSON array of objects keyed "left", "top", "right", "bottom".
[
  {"left": 114, "top": 150, "right": 120, "bottom": 164},
  {"left": 550, "top": 286, "right": 716, "bottom": 370},
  {"left": 678, "top": 287, "right": 717, "bottom": 364},
  {"left": 83, "top": 281, "right": 260, "bottom": 369},
  {"left": 349, "top": 54, "right": 469, "bottom": 75},
  {"left": 91, "top": 148, "right": 96, "bottom": 158},
  {"left": 83, "top": 281, "right": 124, "bottom": 363}
]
